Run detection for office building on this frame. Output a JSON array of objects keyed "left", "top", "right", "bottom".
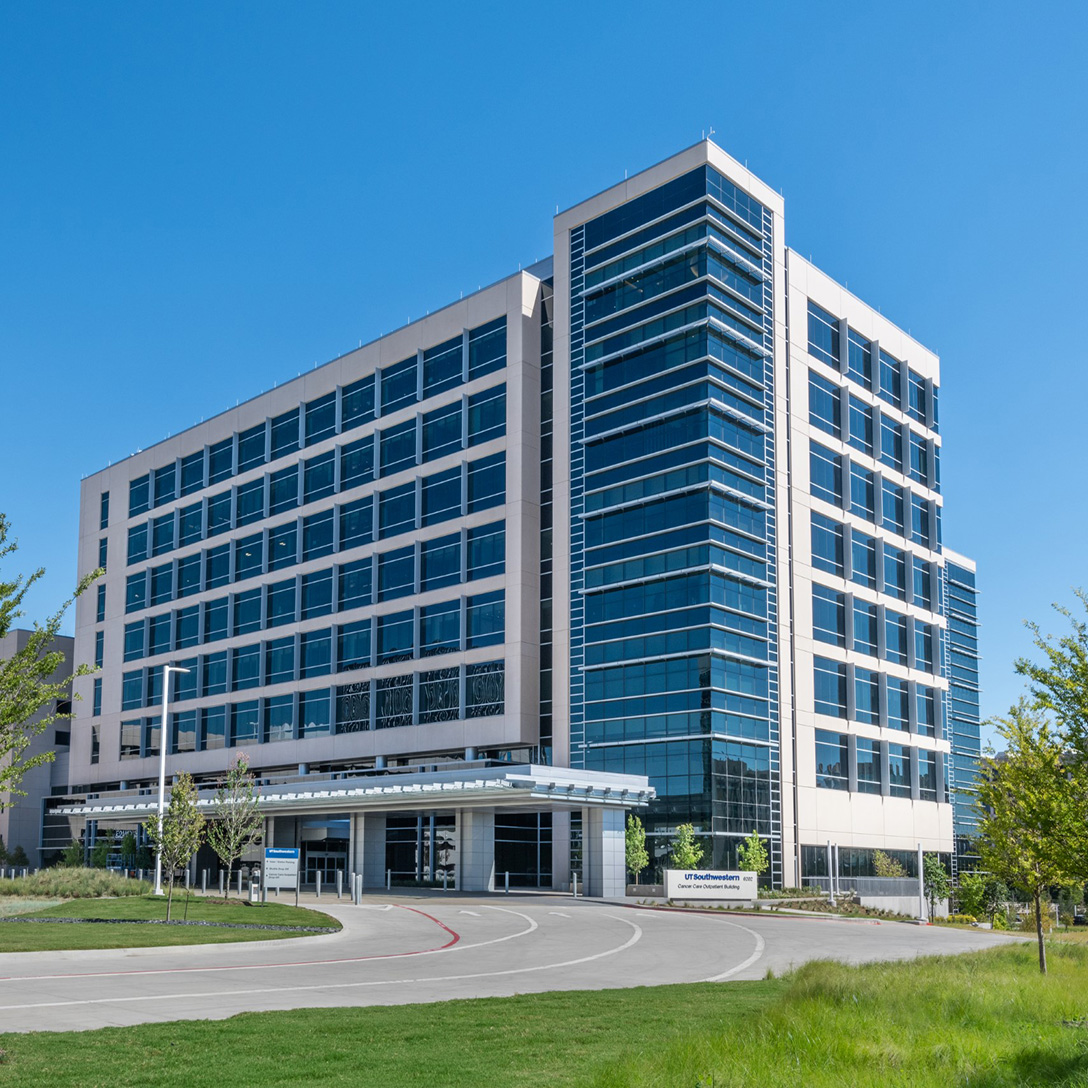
[{"left": 55, "top": 140, "right": 980, "bottom": 892}]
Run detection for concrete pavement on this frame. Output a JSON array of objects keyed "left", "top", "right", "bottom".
[{"left": 0, "top": 892, "right": 1022, "bottom": 1033}]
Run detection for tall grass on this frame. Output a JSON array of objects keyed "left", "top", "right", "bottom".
[
  {"left": 0, "top": 869, "right": 151, "bottom": 899},
  {"left": 591, "top": 942, "right": 1088, "bottom": 1087}
]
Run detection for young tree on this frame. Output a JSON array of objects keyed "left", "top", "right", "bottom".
[
  {"left": 90, "top": 837, "right": 110, "bottom": 869},
  {"left": 955, "top": 871, "right": 987, "bottom": 918},
  {"left": 982, "top": 879, "right": 1010, "bottom": 927},
  {"left": 60, "top": 838, "right": 84, "bottom": 868},
  {"left": 668, "top": 823, "right": 704, "bottom": 870},
  {"left": 923, "top": 854, "right": 952, "bottom": 919},
  {"left": 146, "top": 772, "right": 205, "bottom": 921},
  {"left": 0, "top": 514, "right": 101, "bottom": 808},
  {"left": 975, "top": 702, "right": 1088, "bottom": 973},
  {"left": 872, "top": 850, "right": 908, "bottom": 878},
  {"left": 736, "top": 830, "right": 769, "bottom": 878},
  {"left": 9, "top": 844, "right": 28, "bottom": 869},
  {"left": 625, "top": 814, "right": 649, "bottom": 884},
  {"left": 206, "top": 753, "right": 263, "bottom": 897}
]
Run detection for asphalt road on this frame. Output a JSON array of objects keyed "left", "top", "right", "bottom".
[{"left": 0, "top": 894, "right": 1021, "bottom": 1033}]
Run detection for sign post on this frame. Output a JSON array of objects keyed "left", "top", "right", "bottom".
[{"left": 264, "top": 847, "right": 300, "bottom": 909}]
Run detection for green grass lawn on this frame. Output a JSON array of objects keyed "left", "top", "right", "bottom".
[
  {"left": 0, "top": 895, "right": 340, "bottom": 953},
  {"left": 1, "top": 942, "right": 1087, "bottom": 1087}
]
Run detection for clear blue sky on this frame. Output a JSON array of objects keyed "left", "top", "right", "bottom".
[{"left": 2, "top": 2, "right": 1085, "bottom": 737}]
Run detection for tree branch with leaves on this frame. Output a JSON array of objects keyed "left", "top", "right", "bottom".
[
  {"left": 0, "top": 513, "right": 101, "bottom": 810},
  {"left": 145, "top": 772, "right": 205, "bottom": 921}
]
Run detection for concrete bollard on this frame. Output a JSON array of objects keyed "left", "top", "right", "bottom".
[
  {"left": 315, "top": 872, "right": 321, "bottom": 899},
  {"left": 202, "top": 869, "right": 207, "bottom": 894},
  {"left": 219, "top": 870, "right": 225, "bottom": 895},
  {"left": 236, "top": 869, "right": 242, "bottom": 897},
  {"left": 138, "top": 869, "right": 144, "bottom": 883},
  {"left": 386, "top": 868, "right": 391, "bottom": 891},
  {"left": 505, "top": 871, "right": 510, "bottom": 894},
  {"left": 185, "top": 869, "right": 190, "bottom": 890},
  {"left": 356, "top": 874, "right": 363, "bottom": 904},
  {"left": 443, "top": 870, "right": 448, "bottom": 892},
  {"left": 573, "top": 873, "right": 578, "bottom": 898},
  {"left": 336, "top": 870, "right": 343, "bottom": 899}
]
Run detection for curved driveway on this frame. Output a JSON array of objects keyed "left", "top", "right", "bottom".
[{"left": 0, "top": 895, "right": 1020, "bottom": 1033}]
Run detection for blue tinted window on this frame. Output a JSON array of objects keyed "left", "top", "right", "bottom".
[
  {"left": 467, "top": 590, "right": 504, "bottom": 648},
  {"left": 879, "top": 350, "right": 901, "bottom": 409},
  {"left": 468, "top": 453, "right": 504, "bottom": 512},
  {"left": 337, "top": 620, "right": 371, "bottom": 670},
  {"left": 205, "top": 544, "right": 230, "bottom": 589},
  {"left": 232, "top": 645, "right": 261, "bottom": 690},
  {"left": 913, "top": 558, "right": 932, "bottom": 608},
  {"left": 178, "top": 503, "right": 202, "bottom": 546},
  {"left": 810, "top": 513, "right": 843, "bottom": 577},
  {"left": 154, "top": 464, "right": 176, "bottom": 507},
  {"left": 338, "top": 558, "right": 372, "bottom": 610},
  {"left": 848, "top": 396, "right": 872, "bottom": 455},
  {"left": 234, "top": 533, "right": 263, "bottom": 579},
  {"left": 807, "top": 302, "right": 839, "bottom": 367},
  {"left": 175, "top": 606, "right": 199, "bottom": 649},
  {"left": 853, "top": 600, "right": 878, "bottom": 655},
  {"left": 305, "top": 392, "right": 336, "bottom": 445},
  {"left": 888, "top": 741, "right": 910, "bottom": 796},
  {"left": 340, "top": 496, "right": 373, "bottom": 550},
  {"left": 270, "top": 409, "right": 300, "bottom": 459},
  {"left": 124, "top": 621, "right": 145, "bottom": 662},
  {"left": 304, "top": 451, "right": 335, "bottom": 502},
  {"left": 881, "top": 481, "right": 905, "bottom": 536},
  {"left": 203, "top": 652, "right": 228, "bottom": 696},
  {"left": 340, "top": 436, "right": 374, "bottom": 490},
  {"left": 303, "top": 510, "right": 334, "bottom": 559},
  {"left": 885, "top": 610, "right": 908, "bottom": 665},
  {"left": 420, "top": 599, "right": 460, "bottom": 656},
  {"left": 378, "top": 546, "right": 415, "bottom": 601},
  {"left": 203, "top": 598, "right": 228, "bottom": 642},
  {"left": 269, "top": 466, "right": 298, "bottom": 515},
  {"left": 815, "top": 729, "right": 848, "bottom": 789},
  {"left": 468, "top": 522, "right": 504, "bottom": 580},
  {"left": 880, "top": 418, "right": 903, "bottom": 471},
  {"left": 849, "top": 465, "right": 875, "bottom": 520},
  {"left": 129, "top": 475, "right": 150, "bottom": 517},
  {"left": 207, "top": 491, "right": 231, "bottom": 536},
  {"left": 422, "top": 403, "right": 462, "bottom": 461},
  {"left": 908, "top": 371, "right": 927, "bottom": 424},
  {"left": 856, "top": 736, "right": 881, "bottom": 792},
  {"left": 808, "top": 373, "right": 840, "bottom": 437},
  {"left": 468, "top": 317, "right": 506, "bottom": 379},
  {"left": 265, "top": 635, "right": 295, "bottom": 683},
  {"left": 812, "top": 585, "right": 845, "bottom": 647},
  {"left": 268, "top": 522, "right": 297, "bottom": 570},
  {"left": 883, "top": 544, "right": 907, "bottom": 600},
  {"left": 299, "top": 689, "right": 331, "bottom": 737},
  {"left": 264, "top": 693, "right": 295, "bottom": 742},
  {"left": 148, "top": 613, "right": 170, "bottom": 656},
  {"left": 379, "top": 483, "right": 415, "bottom": 539},
  {"left": 847, "top": 330, "right": 872, "bottom": 390},
  {"left": 233, "top": 588, "right": 261, "bottom": 635},
  {"left": 128, "top": 524, "right": 148, "bottom": 565},
  {"left": 237, "top": 424, "right": 266, "bottom": 472},
  {"left": 267, "top": 578, "right": 296, "bottom": 627},
  {"left": 381, "top": 358, "right": 417, "bottom": 414},
  {"left": 380, "top": 419, "right": 417, "bottom": 476},
  {"left": 236, "top": 479, "right": 264, "bottom": 526},
  {"left": 421, "top": 532, "right": 460, "bottom": 591},
  {"left": 302, "top": 570, "right": 333, "bottom": 619},
  {"left": 201, "top": 706, "right": 226, "bottom": 751},
  {"left": 813, "top": 657, "right": 847, "bottom": 717},
  {"left": 150, "top": 563, "right": 173, "bottom": 605},
  {"left": 422, "top": 335, "right": 463, "bottom": 397},
  {"left": 468, "top": 385, "right": 505, "bottom": 446},
  {"left": 208, "top": 438, "right": 233, "bottom": 484},
  {"left": 342, "top": 375, "right": 375, "bottom": 430},
  {"left": 121, "top": 671, "right": 143, "bottom": 711},
  {"left": 855, "top": 668, "right": 879, "bottom": 726},
  {"left": 377, "top": 610, "right": 414, "bottom": 663},
  {"left": 177, "top": 554, "right": 201, "bottom": 598},
  {"left": 301, "top": 629, "right": 332, "bottom": 678},
  {"left": 851, "top": 531, "right": 876, "bottom": 590},
  {"left": 230, "top": 701, "right": 260, "bottom": 745},
  {"left": 809, "top": 442, "right": 841, "bottom": 505},
  {"left": 909, "top": 433, "right": 928, "bottom": 485},
  {"left": 422, "top": 467, "right": 461, "bottom": 525}
]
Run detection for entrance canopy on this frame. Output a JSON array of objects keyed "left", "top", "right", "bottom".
[{"left": 53, "top": 763, "right": 654, "bottom": 822}]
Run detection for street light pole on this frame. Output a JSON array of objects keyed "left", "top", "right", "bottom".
[{"left": 153, "top": 665, "right": 190, "bottom": 896}]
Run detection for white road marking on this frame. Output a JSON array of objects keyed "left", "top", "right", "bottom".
[
  {"left": 458, "top": 910, "right": 480, "bottom": 916},
  {"left": 701, "top": 919, "right": 766, "bottom": 982},
  {"left": 358, "top": 905, "right": 394, "bottom": 911},
  {"left": 548, "top": 912, "right": 570, "bottom": 918},
  {"left": 0, "top": 914, "right": 643, "bottom": 1013}
]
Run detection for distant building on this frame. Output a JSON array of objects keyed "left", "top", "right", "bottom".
[{"left": 55, "top": 140, "right": 980, "bottom": 892}]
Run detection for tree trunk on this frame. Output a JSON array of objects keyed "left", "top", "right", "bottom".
[
  {"left": 1035, "top": 891, "right": 1047, "bottom": 975},
  {"left": 166, "top": 874, "right": 175, "bottom": 923}
]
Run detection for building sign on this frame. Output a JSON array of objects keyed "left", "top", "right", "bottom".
[
  {"left": 264, "top": 847, "right": 300, "bottom": 890},
  {"left": 665, "top": 869, "right": 758, "bottom": 900}
]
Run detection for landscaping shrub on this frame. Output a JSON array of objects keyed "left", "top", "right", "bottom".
[{"left": 0, "top": 869, "right": 150, "bottom": 899}]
